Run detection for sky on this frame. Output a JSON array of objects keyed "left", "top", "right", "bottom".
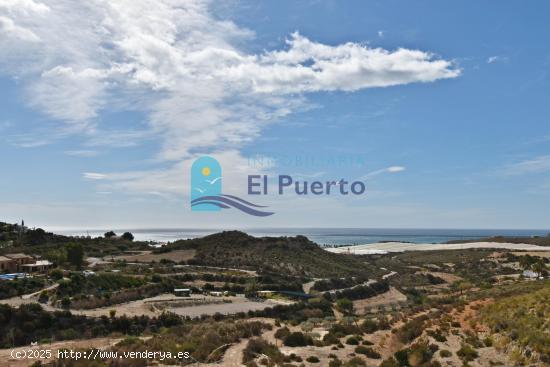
[{"left": 0, "top": 0, "right": 549, "bottom": 230}]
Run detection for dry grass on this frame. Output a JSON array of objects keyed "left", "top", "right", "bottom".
[
  {"left": 113, "top": 249, "right": 196, "bottom": 262},
  {"left": 353, "top": 287, "right": 407, "bottom": 315}
]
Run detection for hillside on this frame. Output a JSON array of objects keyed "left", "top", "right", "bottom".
[
  {"left": 481, "top": 281, "right": 550, "bottom": 365},
  {"left": 0, "top": 221, "right": 148, "bottom": 257},
  {"left": 157, "top": 231, "right": 379, "bottom": 278}
]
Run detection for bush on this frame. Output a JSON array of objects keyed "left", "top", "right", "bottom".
[
  {"left": 49, "top": 269, "right": 63, "bottom": 280},
  {"left": 394, "top": 340, "right": 437, "bottom": 366},
  {"left": 336, "top": 298, "right": 354, "bottom": 314},
  {"left": 396, "top": 315, "right": 428, "bottom": 343},
  {"left": 60, "top": 297, "right": 71, "bottom": 309},
  {"left": 439, "top": 349, "right": 452, "bottom": 358},
  {"left": 361, "top": 319, "right": 379, "bottom": 333},
  {"left": 0, "top": 278, "right": 46, "bottom": 300},
  {"left": 242, "top": 338, "right": 284, "bottom": 365},
  {"left": 274, "top": 326, "right": 291, "bottom": 340},
  {"left": 427, "top": 329, "right": 447, "bottom": 342},
  {"left": 355, "top": 346, "right": 381, "bottom": 359},
  {"left": 380, "top": 358, "right": 399, "bottom": 367},
  {"left": 345, "top": 336, "right": 360, "bottom": 345},
  {"left": 306, "top": 356, "right": 320, "bottom": 363},
  {"left": 38, "top": 291, "right": 49, "bottom": 304},
  {"left": 283, "top": 332, "right": 313, "bottom": 347},
  {"left": 323, "top": 333, "right": 340, "bottom": 345},
  {"left": 343, "top": 357, "right": 366, "bottom": 366},
  {"left": 151, "top": 274, "right": 162, "bottom": 282},
  {"left": 457, "top": 343, "right": 478, "bottom": 362},
  {"left": 121, "top": 232, "right": 134, "bottom": 241}
]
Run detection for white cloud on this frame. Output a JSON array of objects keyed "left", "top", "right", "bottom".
[
  {"left": 358, "top": 165, "right": 406, "bottom": 180},
  {"left": 0, "top": 0, "right": 458, "bottom": 195},
  {"left": 386, "top": 166, "right": 405, "bottom": 173},
  {"left": 86, "top": 150, "right": 260, "bottom": 197},
  {"left": 502, "top": 155, "right": 550, "bottom": 175},
  {"left": 83, "top": 172, "right": 107, "bottom": 180},
  {"left": 0, "top": 0, "right": 50, "bottom": 14},
  {"left": 0, "top": 15, "right": 39, "bottom": 41},
  {"left": 487, "top": 55, "right": 508, "bottom": 64}
]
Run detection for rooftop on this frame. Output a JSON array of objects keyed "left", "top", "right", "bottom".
[
  {"left": 5, "top": 253, "right": 33, "bottom": 259},
  {"left": 23, "top": 260, "right": 53, "bottom": 267}
]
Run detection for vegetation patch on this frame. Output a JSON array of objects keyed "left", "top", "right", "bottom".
[{"left": 481, "top": 281, "right": 550, "bottom": 364}]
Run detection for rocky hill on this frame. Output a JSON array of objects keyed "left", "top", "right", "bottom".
[{"left": 157, "top": 231, "right": 378, "bottom": 278}]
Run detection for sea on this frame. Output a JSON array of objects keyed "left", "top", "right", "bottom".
[{"left": 56, "top": 228, "right": 550, "bottom": 247}]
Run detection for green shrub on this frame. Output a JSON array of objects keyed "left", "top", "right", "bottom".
[
  {"left": 242, "top": 338, "right": 284, "bottom": 365},
  {"left": 394, "top": 340, "right": 437, "bottom": 366},
  {"left": 323, "top": 333, "right": 340, "bottom": 345},
  {"left": 283, "top": 332, "right": 313, "bottom": 347},
  {"left": 396, "top": 315, "right": 428, "bottom": 343},
  {"left": 49, "top": 269, "right": 63, "bottom": 280},
  {"left": 38, "top": 291, "right": 48, "bottom": 304},
  {"left": 275, "top": 326, "right": 291, "bottom": 340},
  {"left": 60, "top": 296, "right": 71, "bottom": 308},
  {"left": 306, "top": 356, "right": 320, "bottom": 363},
  {"left": 427, "top": 329, "right": 447, "bottom": 342},
  {"left": 343, "top": 357, "right": 366, "bottom": 366},
  {"left": 361, "top": 319, "right": 379, "bottom": 333},
  {"left": 380, "top": 357, "right": 399, "bottom": 367},
  {"left": 457, "top": 343, "right": 479, "bottom": 362},
  {"left": 355, "top": 346, "right": 381, "bottom": 359}
]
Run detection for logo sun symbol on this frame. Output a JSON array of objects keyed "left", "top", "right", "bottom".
[{"left": 201, "top": 167, "right": 211, "bottom": 176}]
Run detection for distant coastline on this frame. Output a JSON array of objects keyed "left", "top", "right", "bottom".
[
  {"left": 327, "top": 240, "right": 550, "bottom": 254},
  {"left": 54, "top": 227, "right": 550, "bottom": 246}
]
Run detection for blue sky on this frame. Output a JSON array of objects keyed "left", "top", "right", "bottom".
[{"left": 0, "top": 0, "right": 549, "bottom": 229}]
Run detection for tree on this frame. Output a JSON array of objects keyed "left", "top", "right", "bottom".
[
  {"left": 532, "top": 260, "right": 546, "bottom": 278},
  {"left": 245, "top": 279, "right": 258, "bottom": 298},
  {"left": 25, "top": 228, "right": 46, "bottom": 246},
  {"left": 121, "top": 232, "right": 134, "bottom": 241},
  {"left": 453, "top": 281, "right": 472, "bottom": 296},
  {"left": 49, "top": 269, "right": 63, "bottom": 280},
  {"left": 66, "top": 243, "right": 84, "bottom": 269},
  {"left": 274, "top": 327, "right": 290, "bottom": 341},
  {"left": 61, "top": 296, "right": 71, "bottom": 309},
  {"left": 104, "top": 231, "right": 117, "bottom": 238},
  {"left": 336, "top": 298, "right": 354, "bottom": 315}
]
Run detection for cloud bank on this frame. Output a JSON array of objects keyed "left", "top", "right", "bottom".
[{"left": 0, "top": 0, "right": 460, "bottom": 194}]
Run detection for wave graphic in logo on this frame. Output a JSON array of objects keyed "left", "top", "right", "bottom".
[
  {"left": 191, "top": 194, "right": 274, "bottom": 217},
  {"left": 191, "top": 156, "right": 274, "bottom": 216}
]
